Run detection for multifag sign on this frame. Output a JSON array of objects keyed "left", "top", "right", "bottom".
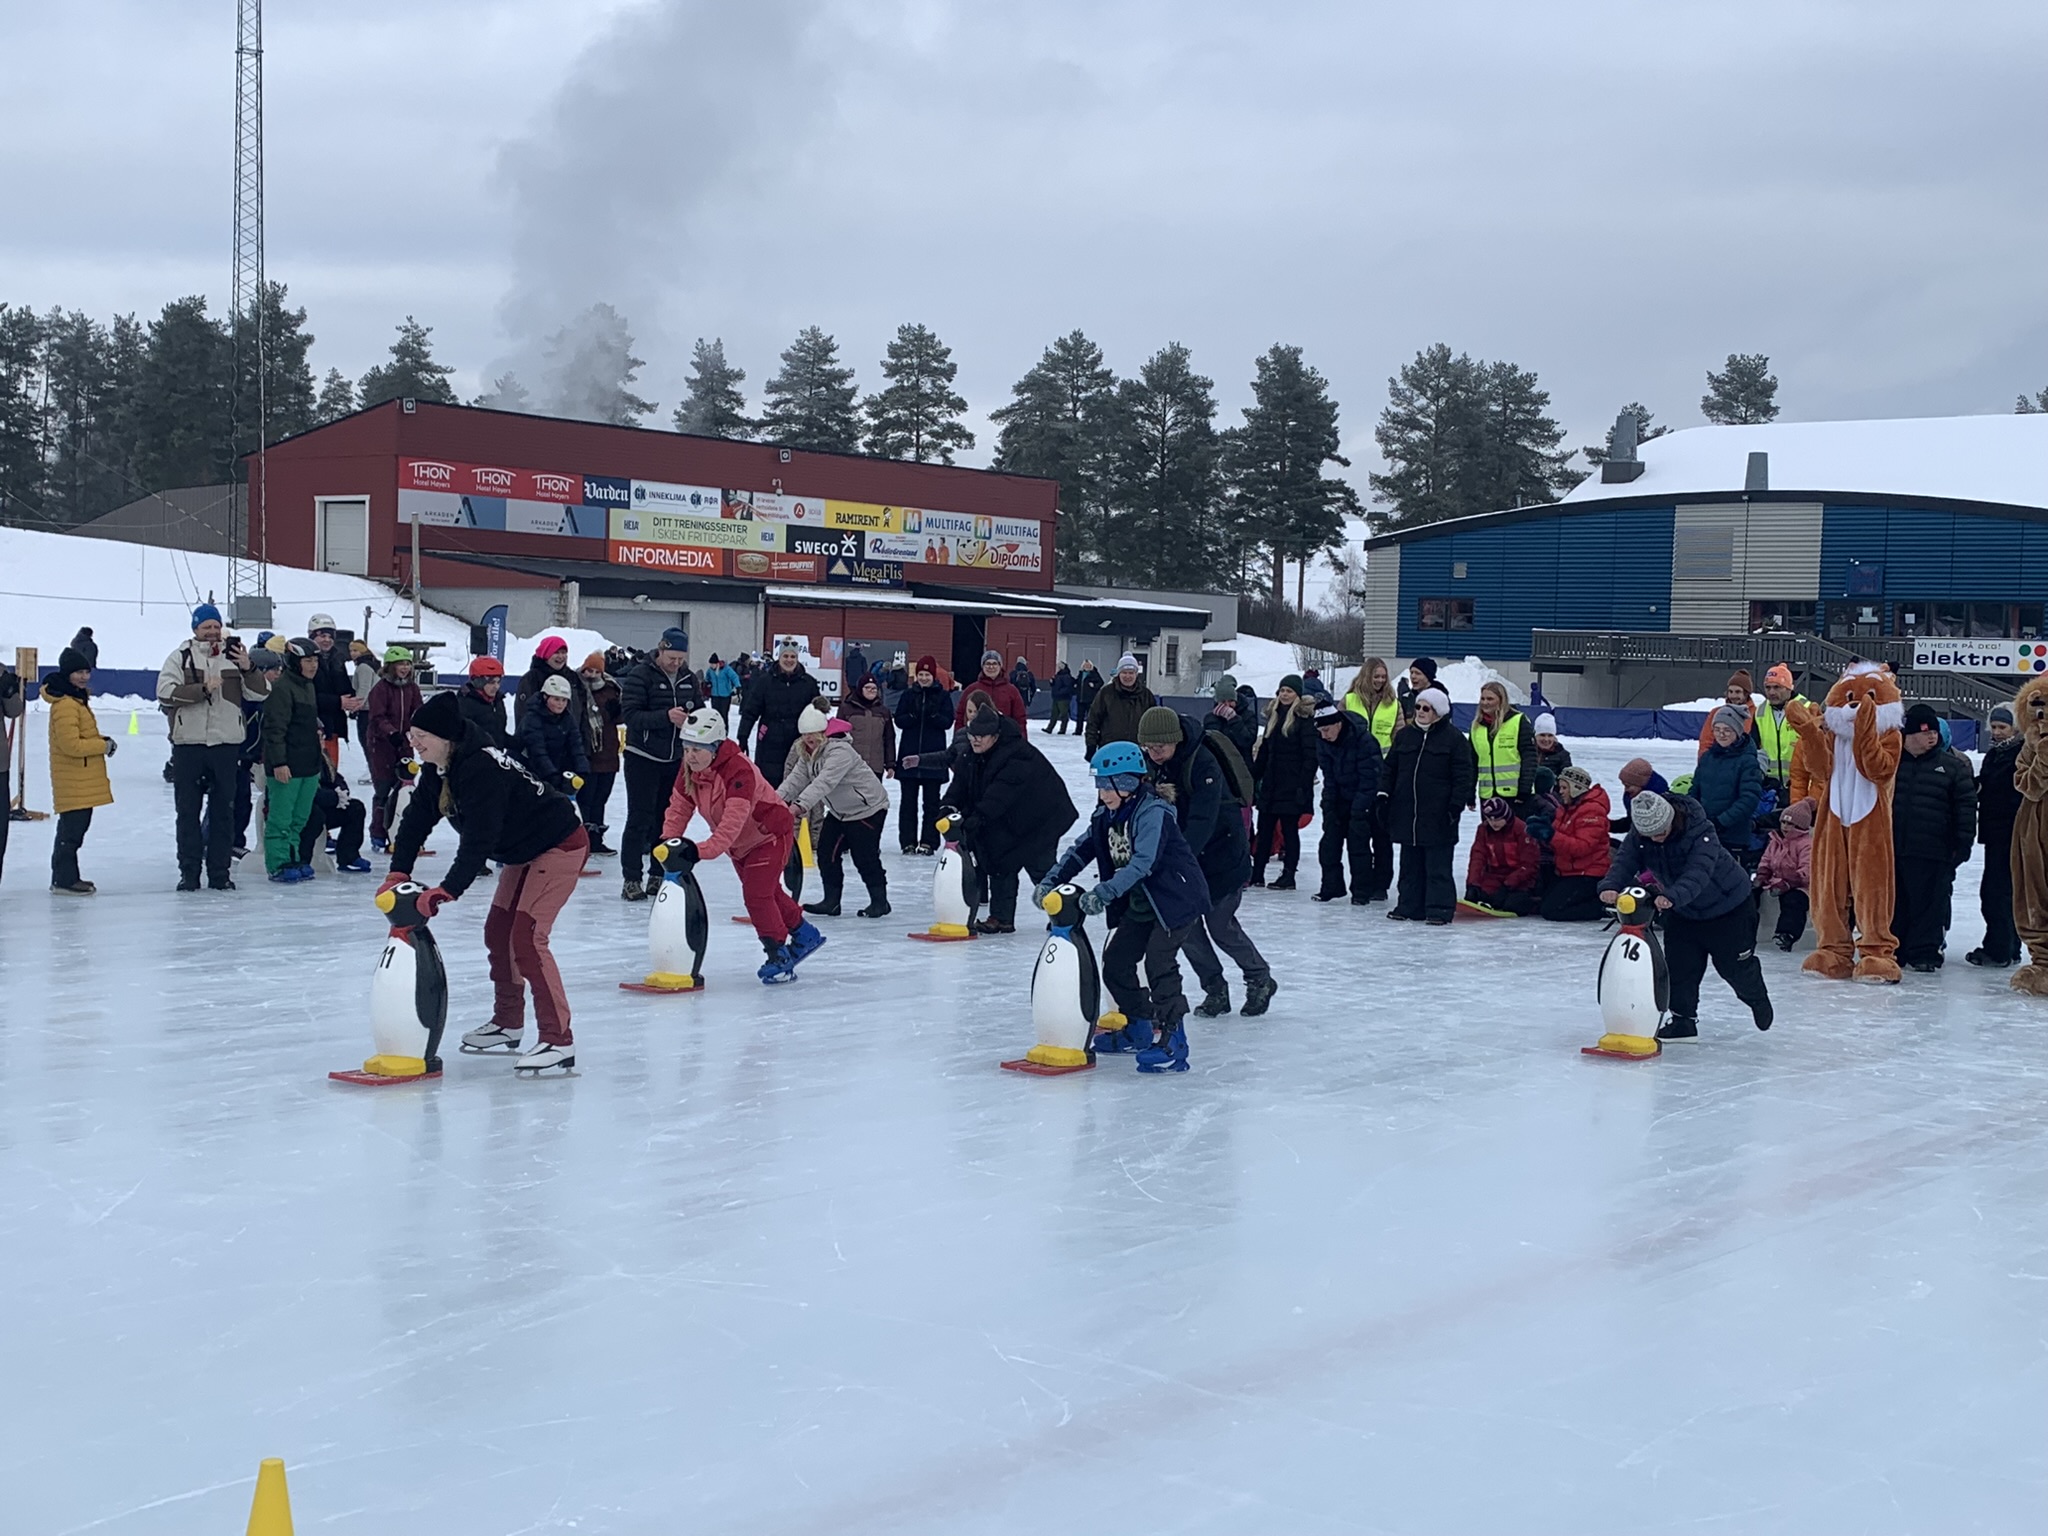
[
  {"left": 399, "top": 458, "right": 582, "bottom": 503},
  {"left": 729, "top": 550, "right": 825, "bottom": 582},
  {"left": 607, "top": 542, "right": 727, "bottom": 575}
]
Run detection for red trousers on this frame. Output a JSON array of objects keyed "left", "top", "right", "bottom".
[
  {"left": 735, "top": 832, "right": 803, "bottom": 945},
  {"left": 486, "top": 826, "right": 588, "bottom": 1046}
]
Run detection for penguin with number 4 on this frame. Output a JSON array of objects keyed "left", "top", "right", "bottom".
[
  {"left": 329, "top": 882, "right": 448, "bottom": 1085},
  {"left": 910, "top": 808, "right": 980, "bottom": 941},
  {"left": 1581, "top": 885, "right": 1669, "bottom": 1060},
  {"left": 620, "top": 837, "right": 710, "bottom": 992},
  {"left": 1001, "top": 883, "right": 1101, "bottom": 1075}
]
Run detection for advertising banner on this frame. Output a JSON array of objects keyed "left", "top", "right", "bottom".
[
  {"left": 730, "top": 550, "right": 826, "bottom": 582},
  {"left": 629, "top": 480, "right": 725, "bottom": 517},
  {"left": 825, "top": 500, "right": 901, "bottom": 533},
  {"left": 1912, "top": 640, "right": 2048, "bottom": 676},
  {"left": 785, "top": 527, "right": 866, "bottom": 562},
  {"left": 399, "top": 489, "right": 475, "bottom": 528},
  {"left": 726, "top": 489, "right": 827, "bottom": 524},
  {"left": 863, "top": 531, "right": 923, "bottom": 562},
  {"left": 505, "top": 500, "right": 605, "bottom": 538},
  {"left": 902, "top": 506, "right": 977, "bottom": 539},
  {"left": 609, "top": 506, "right": 764, "bottom": 551},
  {"left": 583, "top": 474, "right": 631, "bottom": 510},
  {"left": 824, "top": 553, "right": 905, "bottom": 588},
  {"left": 608, "top": 542, "right": 727, "bottom": 575},
  {"left": 400, "top": 458, "right": 587, "bottom": 506},
  {"left": 481, "top": 604, "right": 509, "bottom": 661}
]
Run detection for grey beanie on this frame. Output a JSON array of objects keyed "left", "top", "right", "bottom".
[
  {"left": 1711, "top": 705, "right": 1748, "bottom": 736},
  {"left": 1630, "top": 790, "right": 1675, "bottom": 838},
  {"left": 1991, "top": 705, "right": 2015, "bottom": 726}
]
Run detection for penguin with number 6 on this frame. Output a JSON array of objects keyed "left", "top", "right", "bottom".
[
  {"left": 620, "top": 837, "right": 710, "bottom": 992},
  {"left": 329, "top": 882, "right": 448, "bottom": 1085},
  {"left": 1001, "top": 883, "right": 1101, "bottom": 1074},
  {"left": 1581, "top": 885, "right": 1669, "bottom": 1060}
]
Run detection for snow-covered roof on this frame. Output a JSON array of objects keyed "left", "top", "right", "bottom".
[
  {"left": 1563, "top": 413, "right": 2048, "bottom": 512},
  {"left": 764, "top": 586, "right": 1056, "bottom": 615}
]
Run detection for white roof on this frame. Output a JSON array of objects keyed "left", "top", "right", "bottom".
[
  {"left": 764, "top": 585, "right": 1056, "bottom": 614},
  {"left": 1562, "top": 413, "right": 2048, "bottom": 513}
]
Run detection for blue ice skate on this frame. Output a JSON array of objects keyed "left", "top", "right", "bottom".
[
  {"left": 1135, "top": 1022, "right": 1190, "bottom": 1074},
  {"left": 1093, "top": 1016, "right": 1154, "bottom": 1055},
  {"left": 757, "top": 941, "right": 799, "bottom": 985},
  {"left": 786, "top": 920, "right": 828, "bottom": 967}
]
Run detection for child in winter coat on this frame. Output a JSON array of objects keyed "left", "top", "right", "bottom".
[
  {"left": 518, "top": 674, "right": 591, "bottom": 794},
  {"left": 44, "top": 644, "right": 114, "bottom": 894},
  {"left": 1532, "top": 713, "right": 1572, "bottom": 776},
  {"left": 1755, "top": 795, "right": 1814, "bottom": 950},
  {"left": 1464, "top": 796, "right": 1541, "bottom": 914},
  {"left": 779, "top": 708, "right": 891, "bottom": 919},
  {"left": 1539, "top": 765, "right": 1613, "bottom": 921}
]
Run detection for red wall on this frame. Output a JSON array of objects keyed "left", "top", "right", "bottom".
[
  {"left": 765, "top": 603, "right": 955, "bottom": 675},
  {"left": 984, "top": 616, "right": 1057, "bottom": 683}
]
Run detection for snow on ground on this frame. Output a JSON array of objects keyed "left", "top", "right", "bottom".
[{"left": 6, "top": 713, "right": 2045, "bottom": 1532}]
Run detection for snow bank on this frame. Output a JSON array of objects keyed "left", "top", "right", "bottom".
[{"left": 1433, "top": 656, "right": 1523, "bottom": 705}]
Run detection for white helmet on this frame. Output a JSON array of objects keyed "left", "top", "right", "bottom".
[
  {"left": 541, "top": 674, "right": 573, "bottom": 700},
  {"left": 308, "top": 612, "right": 337, "bottom": 632},
  {"left": 679, "top": 708, "right": 727, "bottom": 746}
]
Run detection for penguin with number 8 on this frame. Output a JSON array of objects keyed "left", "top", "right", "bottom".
[
  {"left": 1001, "top": 882, "right": 1102, "bottom": 1075},
  {"left": 1031, "top": 743, "right": 1212, "bottom": 1073}
]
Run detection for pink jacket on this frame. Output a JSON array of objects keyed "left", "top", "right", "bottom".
[
  {"left": 661, "top": 739, "right": 796, "bottom": 862},
  {"left": 1755, "top": 825, "right": 1811, "bottom": 893}
]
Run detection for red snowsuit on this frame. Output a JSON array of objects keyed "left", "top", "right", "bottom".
[
  {"left": 662, "top": 738, "right": 801, "bottom": 942},
  {"left": 1466, "top": 817, "right": 1541, "bottom": 898},
  {"left": 1549, "top": 783, "right": 1613, "bottom": 878}
]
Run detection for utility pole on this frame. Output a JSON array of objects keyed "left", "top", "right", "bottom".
[{"left": 228, "top": 0, "right": 272, "bottom": 628}]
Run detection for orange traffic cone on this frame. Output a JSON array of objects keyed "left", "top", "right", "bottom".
[{"left": 246, "top": 1457, "right": 294, "bottom": 1535}]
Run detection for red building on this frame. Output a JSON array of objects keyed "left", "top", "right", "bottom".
[{"left": 254, "top": 399, "right": 1062, "bottom": 678}]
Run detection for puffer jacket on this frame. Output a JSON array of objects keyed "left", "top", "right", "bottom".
[
  {"left": 779, "top": 730, "right": 890, "bottom": 823},
  {"left": 620, "top": 657, "right": 704, "bottom": 763},
  {"left": 893, "top": 682, "right": 955, "bottom": 782},
  {"left": 1382, "top": 717, "right": 1479, "bottom": 847},
  {"left": 1692, "top": 735, "right": 1763, "bottom": 852},
  {"left": 1466, "top": 816, "right": 1540, "bottom": 895},
  {"left": 261, "top": 665, "right": 325, "bottom": 777},
  {"left": 513, "top": 659, "right": 587, "bottom": 735},
  {"left": 1548, "top": 783, "right": 1613, "bottom": 878},
  {"left": 1043, "top": 785, "right": 1211, "bottom": 931},
  {"left": 1979, "top": 735, "right": 2021, "bottom": 852},
  {"left": 739, "top": 662, "right": 823, "bottom": 783},
  {"left": 836, "top": 692, "right": 897, "bottom": 775},
  {"left": 1313, "top": 711, "right": 1382, "bottom": 818},
  {"left": 458, "top": 683, "right": 512, "bottom": 750},
  {"left": 1153, "top": 713, "right": 1250, "bottom": 900},
  {"left": 1600, "top": 794, "right": 1752, "bottom": 921},
  {"left": 158, "top": 639, "right": 269, "bottom": 747},
  {"left": 1756, "top": 825, "right": 1811, "bottom": 894},
  {"left": 43, "top": 676, "right": 113, "bottom": 812},
  {"left": 1084, "top": 677, "right": 1156, "bottom": 755},
  {"left": 1252, "top": 697, "right": 1320, "bottom": 816},
  {"left": 661, "top": 738, "right": 796, "bottom": 863},
  {"left": 1891, "top": 744, "right": 1977, "bottom": 866},
  {"left": 519, "top": 699, "right": 591, "bottom": 792}
]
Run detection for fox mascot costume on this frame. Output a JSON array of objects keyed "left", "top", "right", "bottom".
[{"left": 1784, "top": 662, "right": 1903, "bottom": 983}]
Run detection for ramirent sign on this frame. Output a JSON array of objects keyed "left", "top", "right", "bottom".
[{"left": 1912, "top": 641, "right": 2048, "bottom": 675}]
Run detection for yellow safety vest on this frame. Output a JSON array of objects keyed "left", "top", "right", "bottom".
[
  {"left": 1344, "top": 692, "right": 1400, "bottom": 751},
  {"left": 1470, "top": 711, "right": 1525, "bottom": 800},
  {"left": 1753, "top": 699, "right": 1806, "bottom": 778}
]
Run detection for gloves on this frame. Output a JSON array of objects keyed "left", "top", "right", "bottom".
[
  {"left": 1077, "top": 887, "right": 1107, "bottom": 917},
  {"left": 416, "top": 886, "right": 453, "bottom": 920},
  {"left": 377, "top": 872, "right": 407, "bottom": 896},
  {"left": 1527, "top": 818, "right": 1554, "bottom": 843},
  {"left": 104, "top": 739, "right": 119, "bottom": 757},
  {"left": 1032, "top": 879, "right": 1058, "bottom": 909}
]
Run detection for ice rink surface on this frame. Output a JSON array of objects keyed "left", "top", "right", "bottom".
[{"left": 5, "top": 709, "right": 2046, "bottom": 1534}]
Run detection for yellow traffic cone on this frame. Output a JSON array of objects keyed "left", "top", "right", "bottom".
[
  {"left": 246, "top": 1457, "right": 294, "bottom": 1535},
  {"left": 127, "top": 710, "right": 140, "bottom": 736},
  {"left": 799, "top": 817, "right": 816, "bottom": 869}
]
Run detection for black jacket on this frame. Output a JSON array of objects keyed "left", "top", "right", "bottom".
[
  {"left": 261, "top": 666, "right": 324, "bottom": 777},
  {"left": 1155, "top": 713, "right": 1251, "bottom": 899},
  {"left": 1892, "top": 744, "right": 1977, "bottom": 866},
  {"left": 1979, "top": 735, "right": 2021, "bottom": 851},
  {"left": 310, "top": 644, "right": 355, "bottom": 739},
  {"left": 513, "top": 660, "right": 588, "bottom": 735},
  {"left": 1314, "top": 712, "right": 1383, "bottom": 819},
  {"left": 1209, "top": 702, "right": 1258, "bottom": 765},
  {"left": 519, "top": 700, "right": 591, "bottom": 791},
  {"left": 1601, "top": 794, "right": 1753, "bottom": 922},
  {"left": 1075, "top": 667, "right": 1103, "bottom": 711},
  {"left": 944, "top": 716, "right": 1077, "bottom": 868},
  {"left": 893, "top": 682, "right": 956, "bottom": 782},
  {"left": 457, "top": 683, "right": 512, "bottom": 750},
  {"left": 739, "top": 662, "right": 822, "bottom": 785},
  {"left": 390, "top": 726, "right": 583, "bottom": 898},
  {"left": 619, "top": 658, "right": 705, "bottom": 763},
  {"left": 1252, "top": 698, "right": 1320, "bottom": 816},
  {"left": 1382, "top": 718, "right": 1478, "bottom": 847}
]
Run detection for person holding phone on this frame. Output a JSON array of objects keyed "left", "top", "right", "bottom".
[{"left": 157, "top": 603, "right": 268, "bottom": 891}]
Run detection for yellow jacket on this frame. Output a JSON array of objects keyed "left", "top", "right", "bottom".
[{"left": 44, "top": 684, "right": 114, "bottom": 813}]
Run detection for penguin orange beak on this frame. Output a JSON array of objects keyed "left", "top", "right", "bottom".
[
  {"left": 1615, "top": 893, "right": 1636, "bottom": 917},
  {"left": 375, "top": 888, "right": 398, "bottom": 916},
  {"left": 1041, "top": 888, "right": 1064, "bottom": 918}
]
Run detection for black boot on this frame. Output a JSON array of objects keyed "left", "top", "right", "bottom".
[
  {"left": 1241, "top": 976, "right": 1278, "bottom": 1016},
  {"left": 1194, "top": 983, "right": 1233, "bottom": 1017},
  {"left": 1657, "top": 1014, "right": 1698, "bottom": 1041},
  {"left": 803, "top": 896, "right": 842, "bottom": 917}
]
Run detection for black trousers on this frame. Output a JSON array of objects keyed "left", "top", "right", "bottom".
[
  {"left": 1664, "top": 898, "right": 1771, "bottom": 1020},
  {"left": 1366, "top": 800, "right": 1394, "bottom": 899},
  {"left": 712, "top": 695, "right": 732, "bottom": 724},
  {"left": 1467, "top": 882, "right": 1540, "bottom": 915},
  {"left": 1182, "top": 885, "right": 1272, "bottom": 989},
  {"left": 817, "top": 808, "right": 889, "bottom": 904},
  {"left": 1979, "top": 843, "right": 2019, "bottom": 963},
  {"left": 298, "top": 794, "right": 366, "bottom": 867},
  {"left": 1316, "top": 801, "right": 1373, "bottom": 897},
  {"left": 173, "top": 742, "right": 241, "bottom": 883},
  {"left": 576, "top": 770, "right": 617, "bottom": 839},
  {"left": 621, "top": 752, "right": 683, "bottom": 883},
  {"left": 0, "top": 770, "right": 9, "bottom": 880},
  {"left": 1102, "top": 915, "right": 1197, "bottom": 1030},
  {"left": 1540, "top": 873, "right": 1607, "bottom": 922},
  {"left": 52, "top": 807, "right": 93, "bottom": 888},
  {"left": 982, "top": 837, "right": 1058, "bottom": 925},
  {"left": 900, "top": 778, "right": 944, "bottom": 850},
  {"left": 1771, "top": 888, "right": 1810, "bottom": 943},
  {"left": 1253, "top": 809, "right": 1301, "bottom": 880},
  {"left": 1394, "top": 842, "right": 1456, "bottom": 921},
  {"left": 1894, "top": 856, "right": 1957, "bottom": 967}
]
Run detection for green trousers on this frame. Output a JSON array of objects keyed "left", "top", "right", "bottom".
[{"left": 264, "top": 773, "right": 319, "bottom": 872}]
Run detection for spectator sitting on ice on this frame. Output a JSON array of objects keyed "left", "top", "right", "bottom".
[
  {"left": 1539, "top": 765, "right": 1612, "bottom": 922},
  {"left": 1464, "top": 796, "right": 1540, "bottom": 914}
]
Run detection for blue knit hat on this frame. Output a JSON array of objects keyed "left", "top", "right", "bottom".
[
  {"left": 192, "top": 602, "right": 223, "bottom": 630},
  {"left": 660, "top": 627, "right": 689, "bottom": 653}
]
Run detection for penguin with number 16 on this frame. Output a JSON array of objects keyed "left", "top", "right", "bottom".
[{"left": 1581, "top": 885, "right": 1669, "bottom": 1060}]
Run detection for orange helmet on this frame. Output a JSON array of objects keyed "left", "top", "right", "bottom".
[{"left": 468, "top": 656, "right": 505, "bottom": 679}]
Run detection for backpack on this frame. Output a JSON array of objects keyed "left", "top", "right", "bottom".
[{"left": 1202, "top": 728, "right": 1256, "bottom": 808}]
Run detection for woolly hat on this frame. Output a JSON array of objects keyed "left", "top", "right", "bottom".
[
  {"left": 191, "top": 602, "right": 222, "bottom": 630},
  {"left": 774, "top": 636, "right": 799, "bottom": 656},
  {"left": 582, "top": 651, "right": 606, "bottom": 671},
  {"left": 679, "top": 708, "right": 726, "bottom": 745},
  {"left": 967, "top": 707, "right": 1004, "bottom": 739},
  {"left": 1557, "top": 765, "right": 1593, "bottom": 799},
  {"left": 797, "top": 702, "right": 832, "bottom": 734},
  {"left": 1278, "top": 673, "right": 1305, "bottom": 695},
  {"left": 1764, "top": 663, "right": 1795, "bottom": 690},
  {"left": 1414, "top": 686, "right": 1450, "bottom": 718},
  {"left": 1782, "top": 797, "right": 1817, "bottom": 831},
  {"left": 541, "top": 674, "right": 573, "bottom": 700},
  {"left": 1630, "top": 790, "right": 1675, "bottom": 838},
  {"left": 535, "top": 636, "right": 568, "bottom": 659},
  {"left": 1904, "top": 702, "right": 1942, "bottom": 735},
  {"left": 1212, "top": 674, "right": 1239, "bottom": 702},
  {"left": 1727, "top": 668, "right": 1754, "bottom": 694},
  {"left": 825, "top": 717, "right": 853, "bottom": 738},
  {"left": 1533, "top": 712, "right": 1557, "bottom": 736},
  {"left": 1138, "top": 706, "right": 1183, "bottom": 745},
  {"left": 1116, "top": 653, "right": 1140, "bottom": 673},
  {"left": 1991, "top": 704, "right": 2016, "bottom": 726},
  {"left": 1409, "top": 656, "right": 1439, "bottom": 683},
  {"left": 662, "top": 627, "right": 691, "bottom": 653},
  {"left": 1480, "top": 795, "right": 1513, "bottom": 821},
  {"left": 915, "top": 654, "right": 938, "bottom": 676},
  {"left": 981, "top": 648, "right": 1003, "bottom": 666},
  {"left": 1313, "top": 700, "right": 1345, "bottom": 727},
  {"left": 410, "top": 689, "right": 464, "bottom": 741},
  {"left": 57, "top": 645, "right": 92, "bottom": 675},
  {"left": 1711, "top": 705, "right": 1748, "bottom": 736}
]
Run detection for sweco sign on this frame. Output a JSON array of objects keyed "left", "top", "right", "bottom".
[{"left": 1912, "top": 641, "right": 2048, "bottom": 675}]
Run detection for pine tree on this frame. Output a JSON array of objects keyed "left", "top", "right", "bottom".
[
  {"left": 1701, "top": 353, "right": 1780, "bottom": 424},
  {"left": 991, "top": 330, "right": 1119, "bottom": 582},
  {"left": 1220, "top": 343, "right": 1361, "bottom": 604},
  {"left": 1103, "top": 343, "right": 1222, "bottom": 589},
  {"left": 1466, "top": 360, "right": 1576, "bottom": 510},
  {"left": 470, "top": 372, "right": 529, "bottom": 412},
  {"left": 232, "top": 281, "right": 317, "bottom": 454},
  {"left": 862, "top": 323, "right": 974, "bottom": 463},
  {"left": 0, "top": 304, "right": 43, "bottom": 523},
  {"left": 2016, "top": 387, "right": 2048, "bottom": 414},
  {"left": 1582, "top": 402, "right": 1670, "bottom": 466},
  {"left": 314, "top": 368, "right": 356, "bottom": 422},
  {"left": 759, "top": 326, "right": 861, "bottom": 453},
  {"left": 672, "top": 337, "right": 752, "bottom": 438},
  {"left": 357, "top": 316, "right": 457, "bottom": 408},
  {"left": 540, "top": 303, "right": 654, "bottom": 425},
  {"left": 131, "top": 296, "right": 234, "bottom": 496},
  {"left": 37, "top": 310, "right": 125, "bottom": 523},
  {"left": 1368, "top": 344, "right": 1483, "bottom": 530}
]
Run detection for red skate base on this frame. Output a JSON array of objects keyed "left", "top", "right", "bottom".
[
  {"left": 328, "top": 1067, "right": 443, "bottom": 1086},
  {"left": 618, "top": 980, "right": 709, "bottom": 994},
  {"left": 1579, "top": 1043, "right": 1662, "bottom": 1061},
  {"left": 999, "top": 1057, "right": 1094, "bottom": 1076}
]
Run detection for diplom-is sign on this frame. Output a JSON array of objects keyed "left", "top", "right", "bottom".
[{"left": 1912, "top": 641, "right": 2048, "bottom": 675}]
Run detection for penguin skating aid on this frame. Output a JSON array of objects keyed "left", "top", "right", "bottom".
[
  {"left": 1001, "top": 884, "right": 1100, "bottom": 1075},
  {"left": 620, "top": 839, "right": 711, "bottom": 993},
  {"left": 329, "top": 883, "right": 448, "bottom": 1085},
  {"left": 909, "top": 812, "right": 979, "bottom": 942},
  {"left": 1582, "top": 887, "right": 1668, "bottom": 1060}
]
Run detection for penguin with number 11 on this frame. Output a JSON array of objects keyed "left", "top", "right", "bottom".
[{"left": 1581, "top": 885, "right": 1669, "bottom": 1060}]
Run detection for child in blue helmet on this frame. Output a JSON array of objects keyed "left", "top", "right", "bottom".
[{"left": 1033, "top": 742, "right": 1213, "bottom": 1072}]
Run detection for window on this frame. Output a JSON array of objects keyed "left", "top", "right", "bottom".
[
  {"left": 1825, "top": 600, "right": 1883, "bottom": 641},
  {"left": 1675, "top": 525, "right": 1734, "bottom": 580},
  {"left": 1893, "top": 601, "right": 2042, "bottom": 639},
  {"left": 1748, "top": 600, "right": 1816, "bottom": 635},
  {"left": 1418, "top": 597, "right": 1474, "bottom": 632},
  {"left": 1164, "top": 636, "right": 1180, "bottom": 675}
]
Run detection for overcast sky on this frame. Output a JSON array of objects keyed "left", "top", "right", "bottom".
[{"left": 7, "top": 0, "right": 2048, "bottom": 502}]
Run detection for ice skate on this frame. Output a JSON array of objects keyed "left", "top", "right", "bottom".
[
  {"left": 1092, "top": 1013, "right": 1153, "bottom": 1054},
  {"left": 1135, "top": 1022, "right": 1190, "bottom": 1073},
  {"left": 512, "top": 1041, "right": 575, "bottom": 1076},
  {"left": 757, "top": 940, "right": 799, "bottom": 985},
  {"left": 1656, "top": 1014, "right": 1698, "bottom": 1041},
  {"left": 460, "top": 1023, "right": 522, "bottom": 1054},
  {"left": 786, "top": 919, "right": 827, "bottom": 966}
]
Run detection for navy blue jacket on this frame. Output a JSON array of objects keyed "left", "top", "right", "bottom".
[
  {"left": 1599, "top": 794, "right": 1753, "bottom": 921},
  {"left": 1314, "top": 712, "right": 1383, "bottom": 818},
  {"left": 1046, "top": 786, "right": 1211, "bottom": 931},
  {"left": 1049, "top": 667, "right": 1076, "bottom": 702},
  {"left": 1692, "top": 737, "right": 1763, "bottom": 852},
  {"left": 519, "top": 699, "right": 590, "bottom": 791},
  {"left": 893, "top": 682, "right": 956, "bottom": 782},
  {"left": 1154, "top": 713, "right": 1251, "bottom": 899}
]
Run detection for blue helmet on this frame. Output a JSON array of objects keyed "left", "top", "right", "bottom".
[{"left": 1090, "top": 741, "right": 1147, "bottom": 788}]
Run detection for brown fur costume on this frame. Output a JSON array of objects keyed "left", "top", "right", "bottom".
[
  {"left": 2008, "top": 677, "right": 2048, "bottom": 995},
  {"left": 1785, "top": 664, "right": 1903, "bottom": 982}
]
